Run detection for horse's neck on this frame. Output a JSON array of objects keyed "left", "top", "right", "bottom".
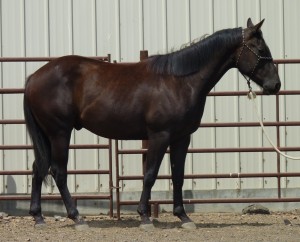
[{"left": 191, "top": 37, "right": 240, "bottom": 95}]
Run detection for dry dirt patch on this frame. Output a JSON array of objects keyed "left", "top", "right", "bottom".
[{"left": 1, "top": 212, "right": 300, "bottom": 241}]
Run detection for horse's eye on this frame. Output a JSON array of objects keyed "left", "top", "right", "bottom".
[{"left": 257, "top": 39, "right": 264, "bottom": 51}]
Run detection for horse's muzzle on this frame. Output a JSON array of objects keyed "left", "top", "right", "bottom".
[{"left": 263, "top": 81, "right": 281, "bottom": 95}]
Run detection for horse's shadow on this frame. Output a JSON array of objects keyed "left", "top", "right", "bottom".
[{"left": 75, "top": 218, "right": 274, "bottom": 230}]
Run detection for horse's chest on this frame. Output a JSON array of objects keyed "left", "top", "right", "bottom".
[{"left": 174, "top": 98, "right": 206, "bottom": 133}]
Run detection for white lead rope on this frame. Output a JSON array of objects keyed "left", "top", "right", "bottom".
[{"left": 248, "top": 90, "right": 300, "bottom": 160}]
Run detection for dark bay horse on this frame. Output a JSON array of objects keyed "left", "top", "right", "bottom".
[{"left": 24, "top": 18, "right": 280, "bottom": 230}]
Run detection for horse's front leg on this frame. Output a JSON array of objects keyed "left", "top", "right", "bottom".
[
  {"left": 137, "top": 131, "right": 170, "bottom": 230},
  {"left": 170, "top": 135, "right": 196, "bottom": 229}
]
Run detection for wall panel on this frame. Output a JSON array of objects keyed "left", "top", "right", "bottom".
[
  {"left": 0, "top": 0, "right": 298, "bottom": 196},
  {"left": 1, "top": 0, "right": 27, "bottom": 193},
  {"left": 189, "top": 0, "right": 216, "bottom": 191},
  {"left": 283, "top": 0, "right": 300, "bottom": 189}
]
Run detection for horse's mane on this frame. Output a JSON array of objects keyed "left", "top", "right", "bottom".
[{"left": 147, "top": 28, "right": 242, "bottom": 76}]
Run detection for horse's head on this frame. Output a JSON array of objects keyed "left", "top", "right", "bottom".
[{"left": 235, "top": 18, "right": 281, "bottom": 95}]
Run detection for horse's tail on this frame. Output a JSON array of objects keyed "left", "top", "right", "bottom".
[{"left": 23, "top": 76, "right": 51, "bottom": 183}]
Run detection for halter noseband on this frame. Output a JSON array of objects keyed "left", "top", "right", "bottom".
[{"left": 236, "top": 28, "right": 273, "bottom": 91}]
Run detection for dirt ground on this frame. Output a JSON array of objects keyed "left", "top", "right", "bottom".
[{"left": 1, "top": 211, "right": 300, "bottom": 242}]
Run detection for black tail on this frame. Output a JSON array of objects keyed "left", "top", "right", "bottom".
[{"left": 24, "top": 79, "right": 51, "bottom": 182}]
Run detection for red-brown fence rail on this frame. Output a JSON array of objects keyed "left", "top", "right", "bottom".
[
  {"left": 0, "top": 55, "right": 114, "bottom": 217},
  {"left": 115, "top": 55, "right": 300, "bottom": 218}
]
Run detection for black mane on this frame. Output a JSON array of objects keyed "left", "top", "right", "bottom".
[{"left": 148, "top": 28, "right": 242, "bottom": 76}]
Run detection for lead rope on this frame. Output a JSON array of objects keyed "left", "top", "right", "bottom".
[
  {"left": 247, "top": 88, "right": 300, "bottom": 160},
  {"left": 237, "top": 27, "right": 299, "bottom": 159}
]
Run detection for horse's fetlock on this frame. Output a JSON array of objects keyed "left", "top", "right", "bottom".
[
  {"left": 68, "top": 209, "right": 79, "bottom": 220},
  {"left": 29, "top": 205, "right": 41, "bottom": 216},
  {"left": 137, "top": 204, "right": 148, "bottom": 216},
  {"left": 173, "top": 206, "right": 184, "bottom": 216}
]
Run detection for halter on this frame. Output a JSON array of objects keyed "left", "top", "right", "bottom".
[{"left": 235, "top": 28, "right": 273, "bottom": 91}]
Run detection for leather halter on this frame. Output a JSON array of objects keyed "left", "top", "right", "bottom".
[{"left": 236, "top": 28, "right": 273, "bottom": 90}]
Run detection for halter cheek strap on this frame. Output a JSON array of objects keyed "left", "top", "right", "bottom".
[{"left": 236, "top": 28, "right": 273, "bottom": 91}]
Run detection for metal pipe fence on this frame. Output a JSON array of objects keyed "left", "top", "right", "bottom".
[
  {"left": 115, "top": 56, "right": 300, "bottom": 218},
  {"left": 0, "top": 53, "right": 300, "bottom": 220}
]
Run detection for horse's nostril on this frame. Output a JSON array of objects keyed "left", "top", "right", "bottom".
[
  {"left": 275, "top": 82, "right": 281, "bottom": 92},
  {"left": 263, "top": 81, "right": 281, "bottom": 95}
]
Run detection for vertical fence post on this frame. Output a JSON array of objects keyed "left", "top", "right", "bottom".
[
  {"left": 108, "top": 139, "right": 114, "bottom": 217},
  {"left": 139, "top": 50, "right": 153, "bottom": 217},
  {"left": 115, "top": 140, "right": 121, "bottom": 219},
  {"left": 140, "top": 50, "right": 148, "bottom": 61},
  {"left": 139, "top": 50, "right": 159, "bottom": 218},
  {"left": 275, "top": 63, "right": 282, "bottom": 199}
]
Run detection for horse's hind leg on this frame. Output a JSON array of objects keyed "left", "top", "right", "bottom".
[
  {"left": 49, "top": 132, "right": 88, "bottom": 230},
  {"left": 170, "top": 135, "right": 196, "bottom": 229},
  {"left": 29, "top": 161, "right": 47, "bottom": 227}
]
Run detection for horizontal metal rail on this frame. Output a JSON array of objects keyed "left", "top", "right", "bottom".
[
  {"left": 0, "top": 55, "right": 110, "bottom": 62},
  {"left": 0, "top": 169, "right": 110, "bottom": 175},
  {"left": 120, "top": 197, "right": 300, "bottom": 206},
  {"left": 2, "top": 119, "right": 300, "bottom": 128},
  {"left": 1, "top": 88, "right": 300, "bottom": 96},
  {"left": 118, "top": 172, "right": 300, "bottom": 180},
  {"left": 1, "top": 194, "right": 111, "bottom": 201},
  {"left": 0, "top": 144, "right": 110, "bottom": 150},
  {"left": 116, "top": 146, "right": 300, "bottom": 155}
]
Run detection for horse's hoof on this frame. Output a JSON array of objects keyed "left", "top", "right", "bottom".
[
  {"left": 181, "top": 221, "right": 197, "bottom": 230},
  {"left": 34, "top": 223, "right": 47, "bottom": 230},
  {"left": 139, "top": 223, "right": 155, "bottom": 231},
  {"left": 75, "top": 223, "right": 89, "bottom": 231}
]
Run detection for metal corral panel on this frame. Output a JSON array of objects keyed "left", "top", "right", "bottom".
[
  {"left": 283, "top": 0, "right": 300, "bottom": 189},
  {"left": 1, "top": 0, "right": 27, "bottom": 194},
  {"left": 0, "top": 0, "right": 300, "bottom": 196}
]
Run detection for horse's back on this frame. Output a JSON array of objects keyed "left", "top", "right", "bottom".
[{"left": 24, "top": 55, "right": 151, "bottom": 138}]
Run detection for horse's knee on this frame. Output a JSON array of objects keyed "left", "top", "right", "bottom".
[{"left": 144, "top": 172, "right": 156, "bottom": 188}]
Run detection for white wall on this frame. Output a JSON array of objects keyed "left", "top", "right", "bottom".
[{"left": 0, "top": 0, "right": 299, "bottom": 196}]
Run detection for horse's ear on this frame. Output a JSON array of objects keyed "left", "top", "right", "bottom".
[
  {"left": 247, "top": 18, "right": 264, "bottom": 32},
  {"left": 247, "top": 18, "right": 254, "bottom": 27},
  {"left": 246, "top": 19, "right": 265, "bottom": 39},
  {"left": 253, "top": 19, "right": 265, "bottom": 32}
]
